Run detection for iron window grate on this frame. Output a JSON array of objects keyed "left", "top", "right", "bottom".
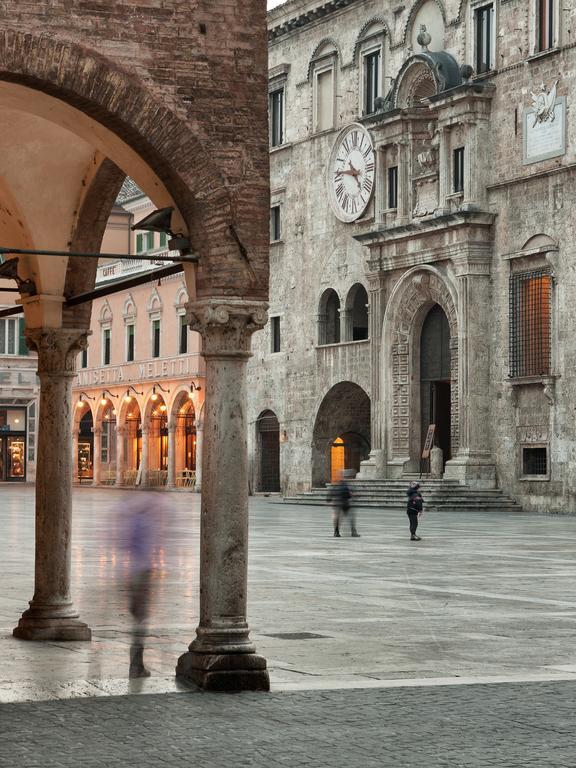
[
  {"left": 522, "top": 446, "right": 547, "bottom": 476},
  {"left": 509, "top": 268, "right": 551, "bottom": 378}
]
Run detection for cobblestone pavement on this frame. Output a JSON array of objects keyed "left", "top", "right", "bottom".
[{"left": 2, "top": 681, "right": 576, "bottom": 767}]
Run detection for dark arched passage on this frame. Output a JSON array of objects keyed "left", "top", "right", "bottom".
[
  {"left": 312, "top": 382, "right": 370, "bottom": 487},
  {"left": 257, "top": 410, "right": 280, "bottom": 492}
]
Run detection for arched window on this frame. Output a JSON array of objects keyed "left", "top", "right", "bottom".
[
  {"left": 257, "top": 410, "right": 280, "bottom": 492},
  {"left": 344, "top": 284, "right": 369, "bottom": 341},
  {"left": 318, "top": 289, "right": 341, "bottom": 345}
]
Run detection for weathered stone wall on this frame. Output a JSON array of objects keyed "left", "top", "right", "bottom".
[{"left": 249, "top": 0, "right": 576, "bottom": 511}]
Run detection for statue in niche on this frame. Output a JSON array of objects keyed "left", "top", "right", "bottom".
[
  {"left": 416, "top": 122, "right": 440, "bottom": 173},
  {"left": 530, "top": 81, "right": 558, "bottom": 127}
]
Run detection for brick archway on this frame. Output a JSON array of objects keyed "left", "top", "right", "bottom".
[
  {"left": 0, "top": 24, "right": 269, "bottom": 301},
  {"left": 383, "top": 267, "right": 459, "bottom": 470}
]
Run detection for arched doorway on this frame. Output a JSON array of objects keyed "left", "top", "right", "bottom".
[
  {"left": 312, "top": 382, "right": 371, "bottom": 487},
  {"left": 174, "top": 394, "right": 197, "bottom": 487},
  {"left": 78, "top": 408, "right": 94, "bottom": 481},
  {"left": 318, "top": 289, "right": 341, "bottom": 345},
  {"left": 124, "top": 402, "right": 142, "bottom": 485},
  {"left": 257, "top": 410, "right": 280, "bottom": 492},
  {"left": 149, "top": 395, "right": 168, "bottom": 484},
  {"left": 420, "top": 304, "right": 451, "bottom": 464},
  {"left": 345, "top": 284, "right": 369, "bottom": 341}
]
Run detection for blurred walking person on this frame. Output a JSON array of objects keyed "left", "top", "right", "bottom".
[
  {"left": 329, "top": 470, "right": 360, "bottom": 538},
  {"left": 406, "top": 480, "right": 424, "bottom": 541},
  {"left": 121, "top": 492, "right": 163, "bottom": 678}
]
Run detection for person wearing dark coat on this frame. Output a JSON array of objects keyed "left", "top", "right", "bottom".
[
  {"left": 329, "top": 471, "right": 360, "bottom": 538},
  {"left": 406, "top": 481, "right": 424, "bottom": 541}
]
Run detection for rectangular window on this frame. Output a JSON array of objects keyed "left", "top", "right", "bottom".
[
  {"left": 364, "top": 50, "right": 381, "bottom": 115},
  {"left": 315, "top": 68, "right": 334, "bottom": 132},
  {"left": 103, "top": 328, "right": 111, "bottom": 366},
  {"left": 126, "top": 323, "right": 135, "bottom": 362},
  {"left": 522, "top": 446, "right": 548, "bottom": 477},
  {"left": 136, "top": 233, "right": 144, "bottom": 253},
  {"left": 18, "top": 318, "right": 28, "bottom": 356},
  {"left": 0, "top": 319, "right": 18, "bottom": 355},
  {"left": 270, "top": 205, "right": 281, "bottom": 242},
  {"left": 146, "top": 231, "right": 155, "bottom": 251},
  {"left": 179, "top": 315, "right": 188, "bottom": 355},
  {"left": 152, "top": 319, "right": 161, "bottom": 358},
  {"left": 475, "top": 4, "right": 494, "bottom": 74},
  {"left": 509, "top": 269, "right": 552, "bottom": 378},
  {"left": 81, "top": 348, "right": 88, "bottom": 369},
  {"left": 160, "top": 232, "right": 167, "bottom": 249},
  {"left": 271, "top": 316, "right": 281, "bottom": 353},
  {"left": 269, "top": 87, "right": 284, "bottom": 148},
  {"left": 388, "top": 166, "right": 398, "bottom": 209},
  {"left": 538, "top": 0, "right": 554, "bottom": 51},
  {"left": 453, "top": 147, "right": 465, "bottom": 193}
]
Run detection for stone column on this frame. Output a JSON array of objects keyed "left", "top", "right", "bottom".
[
  {"left": 340, "top": 309, "right": 353, "bottom": 343},
  {"left": 139, "top": 426, "right": 149, "bottom": 487},
  {"left": 462, "top": 121, "right": 478, "bottom": 211},
  {"left": 72, "top": 429, "right": 79, "bottom": 484},
  {"left": 358, "top": 274, "right": 387, "bottom": 480},
  {"left": 92, "top": 427, "right": 102, "bottom": 486},
  {"left": 195, "top": 421, "right": 203, "bottom": 493},
  {"left": 316, "top": 313, "right": 327, "bottom": 345},
  {"left": 14, "top": 328, "right": 91, "bottom": 641},
  {"left": 396, "top": 138, "right": 410, "bottom": 225},
  {"left": 437, "top": 127, "right": 450, "bottom": 214},
  {"left": 176, "top": 298, "right": 269, "bottom": 691},
  {"left": 115, "top": 426, "right": 126, "bottom": 486},
  {"left": 444, "top": 254, "right": 496, "bottom": 488},
  {"left": 167, "top": 420, "right": 176, "bottom": 489}
]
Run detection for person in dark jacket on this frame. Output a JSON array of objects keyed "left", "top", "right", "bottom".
[
  {"left": 406, "top": 481, "right": 424, "bottom": 541},
  {"left": 329, "top": 471, "right": 359, "bottom": 538}
]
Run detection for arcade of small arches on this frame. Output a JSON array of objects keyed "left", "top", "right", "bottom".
[
  {"left": 74, "top": 386, "right": 203, "bottom": 490},
  {"left": 317, "top": 283, "right": 369, "bottom": 345}
]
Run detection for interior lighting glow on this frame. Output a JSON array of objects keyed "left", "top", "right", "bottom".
[
  {"left": 100, "top": 397, "right": 108, "bottom": 406},
  {"left": 159, "top": 404, "right": 167, "bottom": 412}
]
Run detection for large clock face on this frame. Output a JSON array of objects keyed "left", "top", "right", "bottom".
[{"left": 328, "top": 123, "right": 375, "bottom": 223}]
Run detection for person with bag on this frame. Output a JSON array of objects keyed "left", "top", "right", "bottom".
[{"left": 406, "top": 480, "right": 424, "bottom": 541}]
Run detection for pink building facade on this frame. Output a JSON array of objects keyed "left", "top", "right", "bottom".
[{"left": 71, "top": 182, "right": 205, "bottom": 490}]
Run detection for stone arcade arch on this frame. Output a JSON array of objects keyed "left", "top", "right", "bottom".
[
  {"left": 3, "top": 4, "right": 270, "bottom": 692},
  {"left": 312, "top": 382, "right": 371, "bottom": 487},
  {"left": 382, "top": 267, "right": 458, "bottom": 475}
]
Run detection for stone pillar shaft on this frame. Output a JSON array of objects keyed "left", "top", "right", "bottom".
[
  {"left": 167, "top": 422, "right": 176, "bottom": 489},
  {"left": 92, "top": 427, "right": 102, "bottom": 486},
  {"left": 115, "top": 426, "right": 125, "bottom": 486},
  {"left": 140, "top": 427, "right": 149, "bottom": 487},
  {"left": 14, "top": 328, "right": 91, "bottom": 641},
  {"left": 195, "top": 425, "right": 203, "bottom": 493},
  {"left": 176, "top": 298, "right": 269, "bottom": 691}
]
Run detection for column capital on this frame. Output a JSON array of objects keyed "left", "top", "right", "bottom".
[
  {"left": 26, "top": 328, "right": 88, "bottom": 374},
  {"left": 186, "top": 298, "right": 268, "bottom": 358}
]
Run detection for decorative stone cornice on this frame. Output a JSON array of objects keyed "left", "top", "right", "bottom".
[
  {"left": 26, "top": 328, "right": 88, "bottom": 375},
  {"left": 186, "top": 299, "right": 268, "bottom": 358},
  {"left": 268, "top": 0, "right": 358, "bottom": 42}
]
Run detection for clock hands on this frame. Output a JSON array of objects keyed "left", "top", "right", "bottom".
[{"left": 334, "top": 160, "right": 362, "bottom": 191}]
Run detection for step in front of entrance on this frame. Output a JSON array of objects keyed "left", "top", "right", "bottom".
[{"left": 282, "top": 479, "right": 522, "bottom": 513}]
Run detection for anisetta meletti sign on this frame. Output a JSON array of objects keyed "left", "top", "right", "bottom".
[{"left": 74, "top": 354, "right": 201, "bottom": 387}]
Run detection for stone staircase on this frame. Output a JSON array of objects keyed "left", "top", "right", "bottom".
[{"left": 282, "top": 478, "right": 523, "bottom": 514}]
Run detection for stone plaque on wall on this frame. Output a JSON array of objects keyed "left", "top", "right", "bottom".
[{"left": 523, "top": 92, "right": 566, "bottom": 165}]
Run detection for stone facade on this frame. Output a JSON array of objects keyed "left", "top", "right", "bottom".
[{"left": 248, "top": 0, "right": 575, "bottom": 513}]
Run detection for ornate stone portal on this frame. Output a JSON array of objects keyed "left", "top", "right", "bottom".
[{"left": 176, "top": 299, "right": 270, "bottom": 691}]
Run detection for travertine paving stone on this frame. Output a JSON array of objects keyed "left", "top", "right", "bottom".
[{"left": 2, "top": 682, "right": 576, "bottom": 767}]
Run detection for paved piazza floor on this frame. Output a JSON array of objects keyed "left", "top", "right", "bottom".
[{"left": 3, "top": 486, "right": 576, "bottom": 766}]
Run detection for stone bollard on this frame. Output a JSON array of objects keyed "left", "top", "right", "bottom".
[{"left": 430, "top": 445, "right": 444, "bottom": 478}]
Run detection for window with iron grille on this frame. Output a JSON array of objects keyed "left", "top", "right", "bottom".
[
  {"left": 509, "top": 269, "right": 551, "bottom": 378},
  {"left": 522, "top": 446, "right": 548, "bottom": 477}
]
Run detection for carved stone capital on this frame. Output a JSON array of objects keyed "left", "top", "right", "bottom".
[
  {"left": 26, "top": 328, "right": 89, "bottom": 375},
  {"left": 186, "top": 298, "right": 268, "bottom": 358}
]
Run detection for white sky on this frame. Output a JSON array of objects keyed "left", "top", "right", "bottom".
[{"left": 267, "top": 0, "right": 286, "bottom": 8}]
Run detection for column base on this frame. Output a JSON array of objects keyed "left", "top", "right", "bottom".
[
  {"left": 13, "top": 613, "right": 91, "bottom": 642},
  {"left": 357, "top": 450, "right": 385, "bottom": 480},
  {"left": 176, "top": 651, "right": 270, "bottom": 692}
]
